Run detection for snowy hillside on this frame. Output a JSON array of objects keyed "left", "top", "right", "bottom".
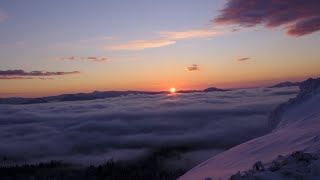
[{"left": 179, "top": 78, "right": 320, "bottom": 180}]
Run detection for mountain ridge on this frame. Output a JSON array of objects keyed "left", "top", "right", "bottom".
[{"left": 0, "top": 87, "right": 228, "bottom": 105}]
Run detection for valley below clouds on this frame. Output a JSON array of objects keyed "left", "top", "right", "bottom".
[{"left": 0, "top": 87, "right": 299, "bottom": 169}]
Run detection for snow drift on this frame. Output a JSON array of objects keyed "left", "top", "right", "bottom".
[{"left": 179, "top": 78, "right": 320, "bottom": 180}]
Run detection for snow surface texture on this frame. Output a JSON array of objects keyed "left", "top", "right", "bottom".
[
  {"left": 0, "top": 87, "right": 297, "bottom": 168},
  {"left": 179, "top": 78, "right": 320, "bottom": 180}
]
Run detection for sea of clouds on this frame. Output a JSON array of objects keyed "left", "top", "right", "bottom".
[{"left": 0, "top": 87, "right": 299, "bottom": 169}]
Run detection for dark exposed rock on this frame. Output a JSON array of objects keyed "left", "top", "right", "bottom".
[
  {"left": 229, "top": 171, "right": 241, "bottom": 180},
  {"left": 229, "top": 151, "right": 320, "bottom": 180},
  {"left": 252, "top": 161, "right": 264, "bottom": 172}
]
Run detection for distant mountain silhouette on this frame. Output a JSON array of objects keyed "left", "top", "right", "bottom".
[
  {"left": 203, "top": 87, "right": 228, "bottom": 92},
  {"left": 0, "top": 97, "right": 29, "bottom": 105},
  {"left": 0, "top": 87, "right": 228, "bottom": 104},
  {"left": 270, "top": 81, "right": 300, "bottom": 88},
  {"left": 22, "top": 98, "right": 48, "bottom": 104}
]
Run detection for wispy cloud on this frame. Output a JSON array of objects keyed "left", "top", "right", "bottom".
[
  {"left": 61, "top": 56, "right": 109, "bottom": 63},
  {"left": 237, "top": 57, "right": 251, "bottom": 62},
  {"left": 39, "top": 77, "right": 54, "bottom": 80},
  {"left": 80, "top": 57, "right": 109, "bottom": 62},
  {"left": 61, "top": 56, "right": 76, "bottom": 61},
  {"left": 106, "top": 39, "right": 176, "bottom": 51},
  {"left": 0, "top": 69, "right": 80, "bottom": 80},
  {"left": 105, "top": 28, "right": 220, "bottom": 51},
  {"left": 0, "top": 77, "right": 54, "bottom": 80},
  {"left": 185, "top": 64, "right": 200, "bottom": 72},
  {"left": 0, "top": 76, "right": 34, "bottom": 80},
  {"left": 213, "top": 0, "right": 320, "bottom": 36},
  {"left": 160, "top": 29, "right": 219, "bottom": 40}
]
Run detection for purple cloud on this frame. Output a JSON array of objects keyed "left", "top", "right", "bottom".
[
  {"left": 214, "top": 0, "right": 320, "bottom": 36},
  {"left": 287, "top": 16, "right": 320, "bottom": 36}
]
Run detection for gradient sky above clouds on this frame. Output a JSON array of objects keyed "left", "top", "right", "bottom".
[{"left": 0, "top": 0, "right": 319, "bottom": 97}]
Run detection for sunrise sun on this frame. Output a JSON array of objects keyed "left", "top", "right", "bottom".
[{"left": 170, "top": 87, "right": 176, "bottom": 93}]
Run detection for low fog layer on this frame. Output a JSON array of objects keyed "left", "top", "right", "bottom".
[{"left": 0, "top": 87, "right": 298, "bottom": 168}]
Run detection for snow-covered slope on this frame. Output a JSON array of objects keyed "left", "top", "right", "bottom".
[{"left": 179, "top": 78, "right": 320, "bottom": 180}]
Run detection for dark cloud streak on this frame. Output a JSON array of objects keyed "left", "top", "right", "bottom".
[
  {"left": 61, "top": 56, "right": 109, "bottom": 63},
  {"left": 0, "top": 70, "right": 80, "bottom": 80},
  {"left": 186, "top": 64, "right": 200, "bottom": 72},
  {"left": 237, "top": 57, "right": 251, "bottom": 62},
  {"left": 0, "top": 70, "right": 80, "bottom": 76}
]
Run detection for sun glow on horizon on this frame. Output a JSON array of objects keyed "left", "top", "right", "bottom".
[{"left": 170, "top": 87, "right": 176, "bottom": 93}]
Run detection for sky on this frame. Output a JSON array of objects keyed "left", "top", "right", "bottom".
[{"left": 0, "top": 0, "right": 319, "bottom": 97}]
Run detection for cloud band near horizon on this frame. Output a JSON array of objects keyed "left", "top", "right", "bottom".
[{"left": 0, "top": 87, "right": 297, "bottom": 166}]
